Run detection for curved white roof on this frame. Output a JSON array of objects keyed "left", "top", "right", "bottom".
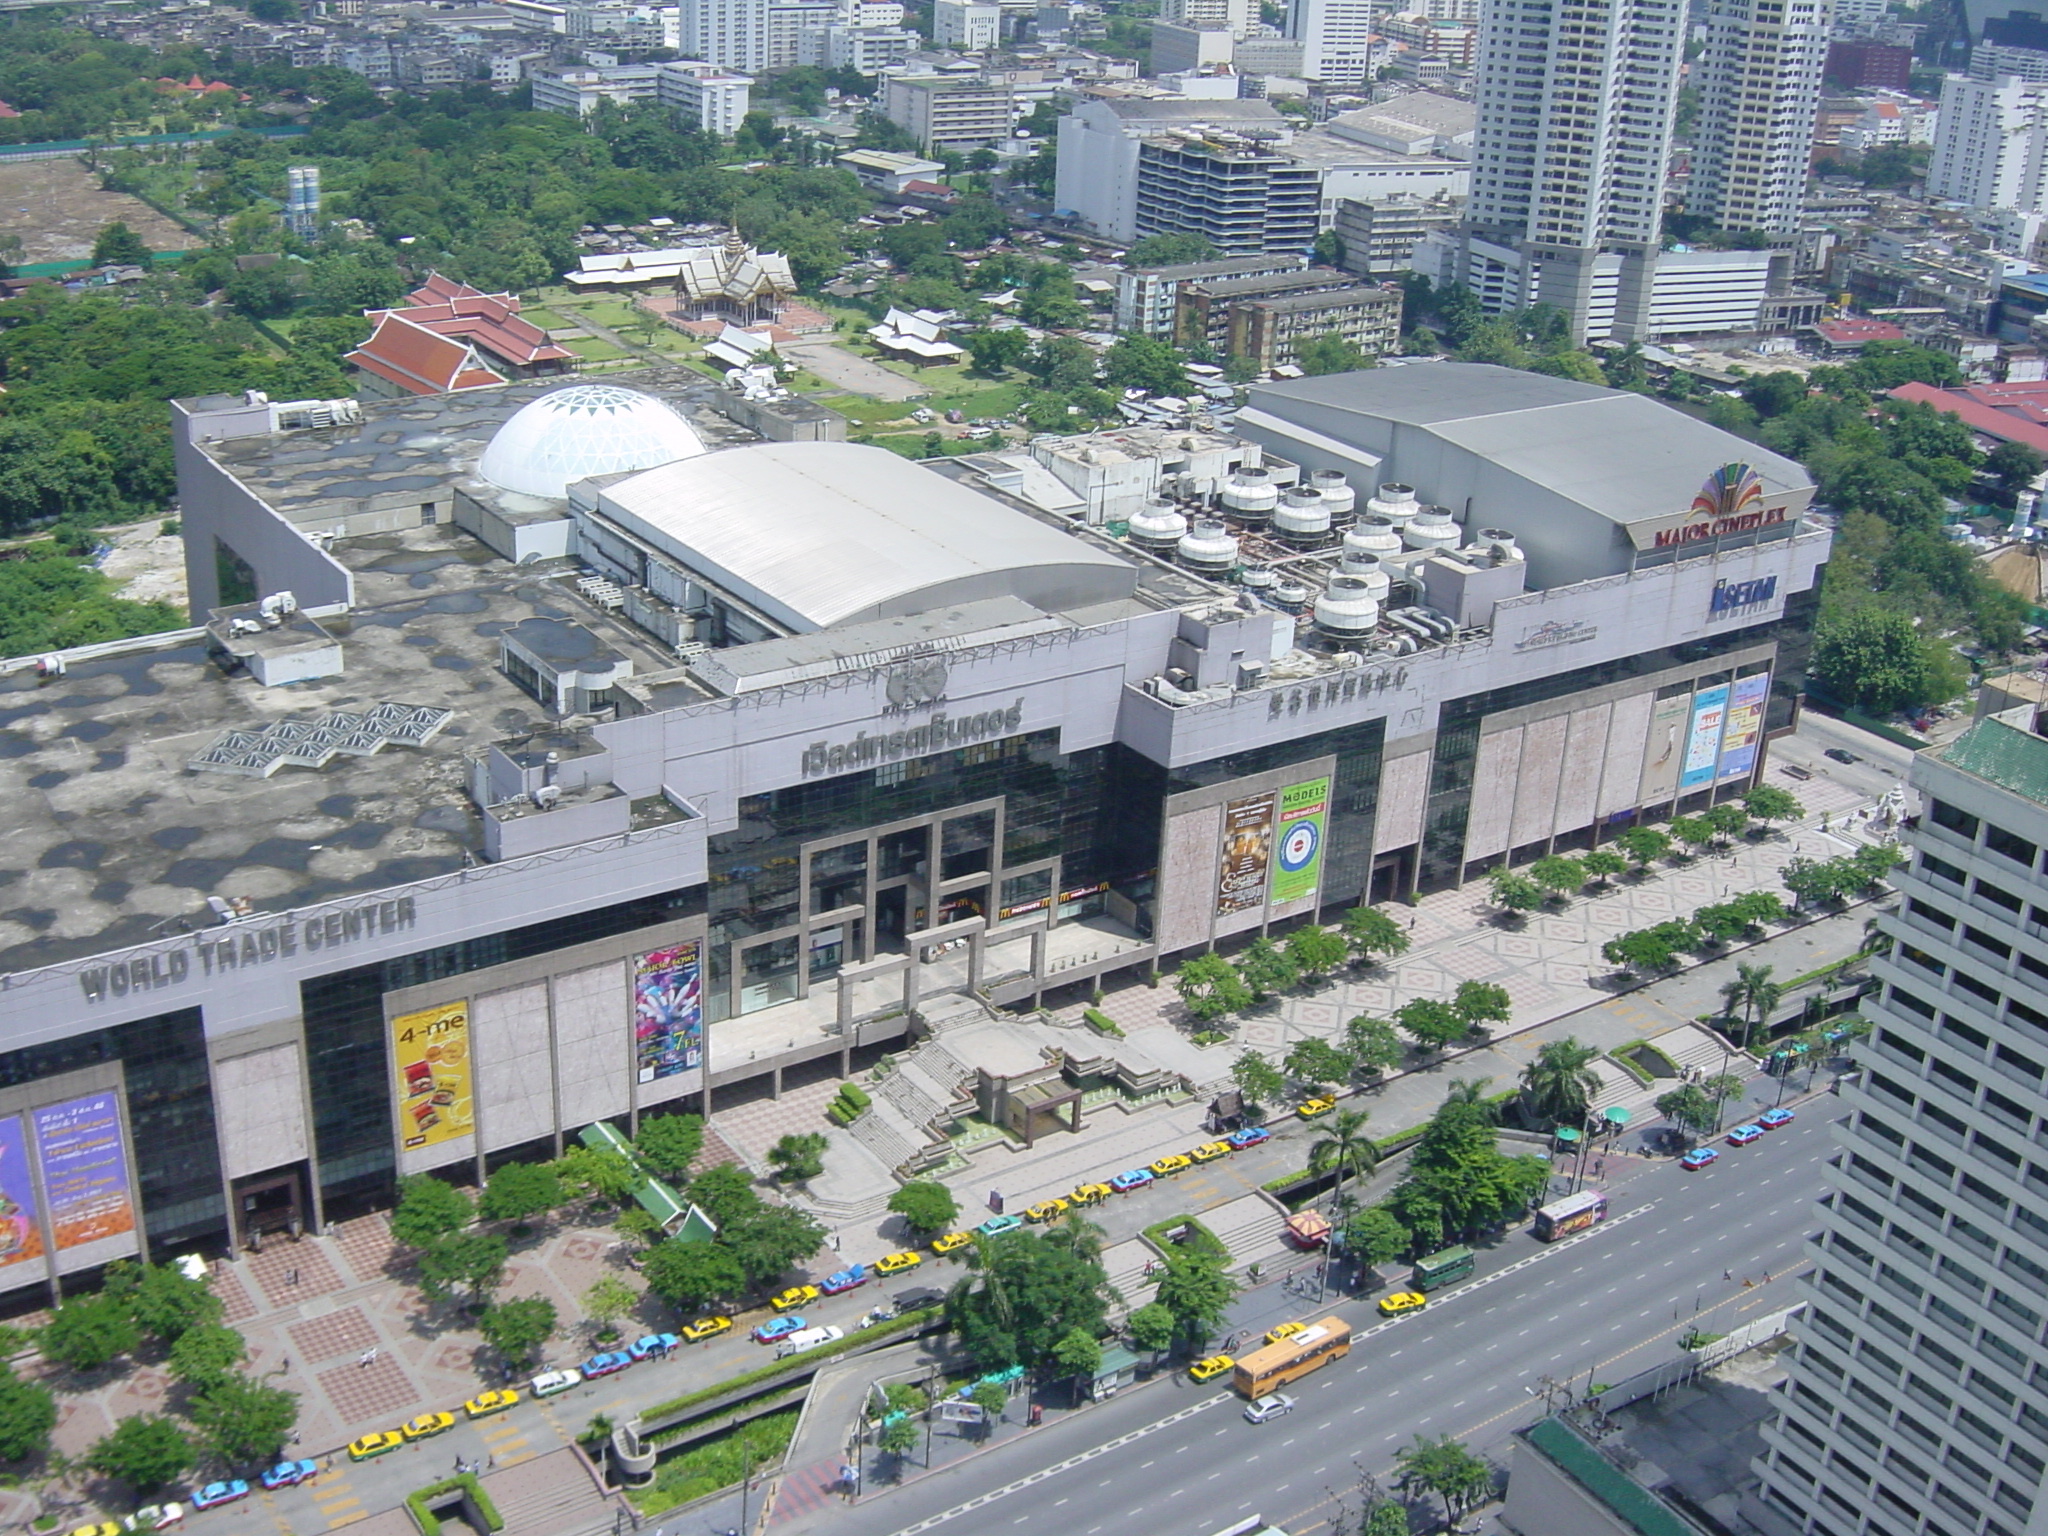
[
  {"left": 594, "top": 442, "right": 1136, "bottom": 632},
  {"left": 478, "top": 384, "right": 707, "bottom": 499}
]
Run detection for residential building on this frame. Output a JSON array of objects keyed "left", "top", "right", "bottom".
[
  {"left": 1372, "top": 12, "right": 1476, "bottom": 72},
  {"left": 678, "top": 0, "right": 828, "bottom": 71},
  {"left": 528, "top": 62, "right": 659, "bottom": 114},
  {"left": 1836, "top": 93, "right": 1940, "bottom": 156},
  {"left": 284, "top": 165, "right": 319, "bottom": 241},
  {"left": 1754, "top": 706, "right": 2048, "bottom": 1536},
  {"left": 764, "top": 0, "right": 836, "bottom": 67},
  {"left": 1173, "top": 264, "right": 1373, "bottom": 352},
  {"left": 1135, "top": 133, "right": 1324, "bottom": 255},
  {"left": 1825, "top": 38, "right": 1913, "bottom": 91},
  {"left": 1227, "top": 278, "right": 1401, "bottom": 370},
  {"left": 1158, "top": 0, "right": 1253, "bottom": 38},
  {"left": 882, "top": 69, "right": 1015, "bottom": 152},
  {"left": 934, "top": 0, "right": 999, "bottom": 49},
  {"left": 1234, "top": 32, "right": 1305, "bottom": 75},
  {"left": 1115, "top": 252, "right": 1309, "bottom": 335},
  {"left": 1931, "top": 74, "right": 2048, "bottom": 213},
  {"left": 1331, "top": 192, "right": 1461, "bottom": 275},
  {"left": 797, "top": 21, "right": 918, "bottom": 69},
  {"left": 656, "top": 60, "right": 754, "bottom": 135},
  {"left": 1286, "top": 0, "right": 1374, "bottom": 87},
  {"left": 1974, "top": 8, "right": 2048, "bottom": 85},
  {"left": 1150, "top": 21, "right": 1235, "bottom": 76},
  {"left": 1689, "top": 0, "right": 1831, "bottom": 238},
  {"left": 565, "top": 1, "right": 681, "bottom": 47},
  {"left": 1459, "top": 0, "right": 1685, "bottom": 343}
]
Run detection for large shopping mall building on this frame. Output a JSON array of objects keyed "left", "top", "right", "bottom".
[{"left": 0, "top": 360, "right": 1825, "bottom": 1299}]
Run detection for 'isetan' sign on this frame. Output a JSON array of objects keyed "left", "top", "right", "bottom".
[{"left": 77, "top": 896, "right": 421, "bottom": 1003}]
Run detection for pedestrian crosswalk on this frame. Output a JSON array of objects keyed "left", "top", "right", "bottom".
[
  {"left": 308, "top": 1472, "right": 364, "bottom": 1529},
  {"left": 480, "top": 1413, "right": 533, "bottom": 1468}
]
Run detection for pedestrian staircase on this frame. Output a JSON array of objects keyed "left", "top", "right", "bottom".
[
  {"left": 840, "top": 997, "right": 991, "bottom": 1179},
  {"left": 476, "top": 1449, "right": 614, "bottom": 1536},
  {"left": 1588, "top": 1025, "right": 1748, "bottom": 1125}
]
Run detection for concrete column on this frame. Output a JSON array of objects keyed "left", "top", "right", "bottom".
[
  {"left": 967, "top": 931, "right": 984, "bottom": 993},
  {"left": 771, "top": 1063, "right": 783, "bottom": 1100}
]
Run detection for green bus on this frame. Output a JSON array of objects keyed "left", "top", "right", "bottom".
[{"left": 1411, "top": 1246, "right": 1476, "bottom": 1292}]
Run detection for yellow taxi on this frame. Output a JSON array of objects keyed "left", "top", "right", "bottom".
[
  {"left": 1026, "top": 1198, "right": 1069, "bottom": 1223},
  {"left": 771, "top": 1284, "right": 821, "bottom": 1312},
  {"left": 71, "top": 1524, "right": 120, "bottom": 1536},
  {"left": 1149, "top": 1153, "right": 1193, "bottom": 1177},
  {"left": 1378, "top": 1291, "right": 1427, "bottom": 1317},
  {"left": 1068, "top": 1182, "right": 1112, "bottom": 1206},
  {"left": 1188, "top": 1354, "right": 1234, "bottom": 1382},
  {"left": 347, "top": 1431, "right": 404, "bottom": 1462},
  {"left": 931, "top": 1231, "right": 974, "bottom": 1255},
  {"left": 682, "top": 1315, "right": 734, "bottom": 1342},
  {"left": 1189, "top": 1141, "right": 1231, "bottom": 1162},
  {"left": 464, "top": 1390, "right": 518, "bottom": 1419},
  {"left": 874, "top": 1251, "right": 923, "bottom": 1276},
  {"left": 1264, "top": 1321, "right": 1306, "bottom": 1346},
  {"left": 1296, "top": 1096, "right": 1337, "bottom": 1120},
  {"left": 402, "top": 1412, "right": 455, "bottom": 1442}
]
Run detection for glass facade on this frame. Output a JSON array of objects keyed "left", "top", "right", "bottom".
[
  {"left": 302, "top": 882, "right": 704, "bottom": 1212},
  {"left": 0, "top": 1006, "right": 223, "bottom": 1256}
]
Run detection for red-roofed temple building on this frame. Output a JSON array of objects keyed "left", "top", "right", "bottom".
[{"left": 345, "top": 275, "right": 575, "bottom": 399}]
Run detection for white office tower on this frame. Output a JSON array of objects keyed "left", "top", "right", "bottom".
[
  {"left": 680, "top": 0, "right": 763, "bottom": 67},
  {"left": 1159, "top": 0, "right": 1254, "bottom": 38},
  {"left": 1688, "top": 0, "right": 1831, "bottom": 235},
  {"left": 1457, "top": 0, "right": 1684, "bottom": 343},
  {"left": 285, "top": 165, "right": 320, "bottom": 241},
  {"left": 1287, "top": 0, "right": 1375, "bottom": 86},
  {"left": 1755, "top": 708, "right": 2048, "bottom": 1536},
  {"left": 1929, "top": 74, "right": 2048, "bottom": 213},
  {"left": 934, "top": 0, "right": 999, "bottom": 48}
]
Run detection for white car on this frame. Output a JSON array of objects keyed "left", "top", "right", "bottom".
[
  {"left": 1244, "top": 1393, "right": 1296, "bottom": 1424},
  {"left": 530, "top": 1368, "right": 583, "bottom": 1397}
]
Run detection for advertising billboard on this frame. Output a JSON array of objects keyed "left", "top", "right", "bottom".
[
  {"left": 391, "top": 1002, "right": 474, "bottom": 1151},
  {"left": 1679, "top": 684, "right": 1731, "bottom": 791},
  {"left": 0, "top": 1117, "right": 43, "bottom": 1272},
  {"left": 1716, "top": 673, "right": 1771, "bottom": 781},
  {"left": 1268, "top": 777, "right": 1331, "bottom": 905},
  {"left": 1637, "top": 691, "right": 1691, "bottom": 805},
  {"left": 634, "top": 941, "right": 704, "bottom": 1083},
  {"left": 32, "top": 1093, "right": 134, "bottom": 1251},
  {"left": 1215, "top": 792, "right": 1277, "bottom": 916}
]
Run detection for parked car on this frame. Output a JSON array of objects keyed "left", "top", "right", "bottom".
[
  {"left": 1244, "top": 1394, "right": 1296, "bottom": 1424},
  {"left": 681, "top": 1316, "right": 733, "bottom": 1343},
  {"left": 1227, "top": 1127, "right": 1272, "bottom": 1150},
  {"left": 776, "top": 1324, "right": 844, "bottom": 1358},
  {"left": 347, "top": 1432, "right": 404, "bottom": 1461},
  {"left": 1188, "top": 1355, "right": 1233, "bottom": 1382},
  {"left": 260, "top": 1460, "right": 318, "bottom": 1490},
  {"left": 630, "top": 1333, "right": 680, "bottom": 1360},
  {"left": 581, "top": 1351, "right": 633, "bottom": 1378},
  {"left": 1110, "top": 1168, "right": 1154, "bottom": 1192},
  {"left": 1824, "top": 747, "right": 1858, "bottom": 764},
  {"left": 1758, "top": 1107, "right": 1795, "bottom": 1129},
  {"left": 530, "top": 1369, "right": 582, "bottom": 1397},
  {"left": 402, "top": 1412, "right": 455, "bottom": 1441},
  {"left": 1189, "top": 1141, "right": 1231, "bottom": 1162},
  {"left": 944, "top": 409, "right": 965, "bottom": 424},
  {"left": 190, "top": 1483, "right": 249, "bottom": 1512},
  {"left": 977, "top": 1214, "right": 1024, "bottom": 1237},
  {"left": 464, "top": 1390, "right": 519, "bottom": 1418},
  {"left": 821, "top": 1266, "right": 867, "bottom": 1295},
  {"left": 123, "top": 1506, "right": 182, "bottom": 1533},
  {"left": 1026, "top": 1198, "right": 1069, "bottom": 1223},
  {"left": 1068, "top": 1182, "right": 1113, "bottom": 1205},
  {"left": 875, "top": 1251, "right": 923, "bottom": 1275},
  {"left": 1680, "top": 1147, "right": 1720, "bottom": 1170},
  {"left": 73, "top": 1523, "right": 121, "bottom": 1536},
  {"left": 752, "top": 1315, "right": 807, "bottom": 1343},
  {"left": 1296, "top": 1097, "right": 1337, "bottom": 1119},
  {"left": 1264, "top": 1321, "right": 1305, "bottom": 1345},
  {"left": 1149, "top": 1154, "right": 1192, "bottom": 1177},
  {"left": 931, "top": 1231, "right": 973, "bottom": 1254},
  {"left": 772, "top": 1284, "right": 821, "bottom": 1312}
]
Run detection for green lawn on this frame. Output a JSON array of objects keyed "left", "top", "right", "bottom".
[{"left": 565, "top": 337, "right": 630, "bottom": 361}]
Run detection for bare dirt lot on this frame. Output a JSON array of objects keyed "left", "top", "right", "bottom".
[{"left": 0, "top": 158, "right": 199, "bottom": 264}]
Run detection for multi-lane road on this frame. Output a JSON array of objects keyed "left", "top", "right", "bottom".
[{"left": 774, "top": 1091, "right": 1838, "bottom": 1536}]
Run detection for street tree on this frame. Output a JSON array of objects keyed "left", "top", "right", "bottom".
[
  {"left": 946, "top": 1228, "right": 1112, "bottom": 1371},
  {"left": 41, "top": 1295, "right": 139, "bottom": 1372},
  {"left": 1284, "top": 1038, "right": 1354, "bottom": 1095},
  {"left": 1126, "top": 1303, "right": 1176, "bottom": 1354},
  {"left": 1236, "top": 937, "right": 1300, "bottom": 1002},
  {"left": 478, "top": 1297, "right": 558, "bottom": 1369},
  {"left": 687, "top": 1164, "right": 763, "bottom": 1229},
  {"left": 1231, "top": 1051, "right": 1285, "bottom": 1108},
  {"left": 878, "top": 1414, "right": 920, "bottom": 1477},
  {"left": 1989, "top": 438, "right": 2046, "bottom": 493},
  {"left": 555, "top": 1144, "right": 637, "bottom": 1207},
  {"left": 1361, "top": 1503, "right": 1409, "bottom": 1536},
  {"left": 1701, "top": 803, "right": 1750, "bottom": 846},
  {"left": 767, "top": 1131, "right": 829, "bottom": 1183},
  {"left": 477, "top": 1161, "right": 564, "bottom": 1224},
  {"left": 1442, "top": 1078, "right": 1497, "bottom": 1119},
  {"left": 1345, "top": 1015, "right": 1404, "bottom": 1080},
  {"left": 1654, "top": 1083, "right": 1718, "bottom": 1140},
  {"left": 1286, "top": 924, "right": 1350, "bottom": 982},
  {"left": 1520, "top": 1037, "right": 1601, "bottom": 1127},
  {"left": 390, "top": 1175, "right": 474, "bottom": 1249},
  {"left": 1741, "top": 785, "right": 1804, "bottom": 831},
  {"left": 633, "top": 1112, "right": 705, "bottom": 1180},
  {"left": 1396, "top": 999, "right": 1467, "bottom": 1057},
  {"left": 1297, "top": 331, "right": 1370, "bottom": 376},
  {"left": 1668, "top": 815, "right": 1716, "bottom": 857},
  {"left": 103, "top": 1259, "right": 223, "bottom": 1345},
  {"left": 88, "top": 1414, "right": 193, "bottom": 1494},
  {"left": 1307, "top": 1107, "right": 1379, "bottom": 1216},
  {"left": 189, "top": 1374, "right": 298, "bottom": 1466},
  {"left": 1580, "top": 849, "right": 1628, "bottom": 886},
  {"left": 643, "top": 1238, "right": 746, "bottom": 1310},
  {"left": 1387, "top": 1096, "right": 1547, "bottom": 1245},
  {"left": 1484, "top": 866, "right": 1545, "bottom": 919},
  {"left": 1052, "top": 1324, "right": 1104, "bottom": 1380},
  {"left": 1341, "top": 904, "right": 1411, "bottom": 965},
  {"left": 1692, "top": 901, "right": 1754, "bottom": 946},
  {"left": 1452, "top": 981, "right": 1512, "bottom": 1037},
  {"left": 1601, "top": 920, "right": 1698, "bottom": 974},
  {"left": 1342, "top": 1205, "right": 1409, "bottom": 1277},
  {"left": 1613, "top": 826, "right": 1672, "bottom": 873},
  {"left": 1527, "top": 855, "right": 1585, "bottom": 902},
  {"left": 1176, "top": 953, "right": 1252, "bottom": 1022},
  {"left": 1394, "top": 1433, "right": 1492, "bottom": 1526},
  {"left": 968, "top": 1379, "right": 1008, "bottom": 1436},
  {"left": 167, "top": 1324, "right": 247, "bottom": 1388},
  {"left": 1721, "top": 962, "right": 1783, "bottom": 1049},
  {"left": 0, "top": 1369, "right": 55, "bottom": 1462},
  {"left": 720, "top": 1204, "right": 828, "bottom": 1286},
  {"left": 889, "top": 1181, "right": 960, "bottom": 1235},
  {"left": 582, "top": 1275, "right": 638, "bottom": 1338},
  {"left": 416, "top": 1232, "right": 509, "bottom": 1304},
  {"left": 1152, "top": 1251, "right": 1238, "bottom": 1350}
]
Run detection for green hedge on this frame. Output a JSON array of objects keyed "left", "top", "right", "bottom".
[
  {"left": 1082, "top": 1008, "right": 1125, "bottom": 1038},
  {"left": 405, "top": 1475, "right": 503, "bottom": 1536},
  {"left": 838, "top": 1082, "right": 871, "bottom": 1111},
  {"left": 1606, "top": 1051, "right": 1655, "bottom": 1086},
  {"left": 637, "top": 1307, "right": 944, "bottom": 1426},
  {"left": 1141, "top": 1214, "right": 1227, "bottom": 1261},
  {"left": 826, "top": 1103, "right": 855, "bottom": 1127}
]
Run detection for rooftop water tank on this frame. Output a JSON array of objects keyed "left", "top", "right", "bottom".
[
  {"left": 1404, "top": 504, "right": 1461, "bottom": 552},
  {"left": 1310, "top": 470, "right": 1355, "bottom": 522},
  {"left": 1366, "top": 482, "right": 1421, "bottom": 527},
  {"left": 1221, "top": 468, "right": 1279, "bottom": 524},
  {"left": 1127, "top": 497, "right": 1190, "bottom": 557},
  {"left": 1178, "top": 518, "right": 1240, "bottom": 577},
  {"left": 1335, "top": 551, "right": 1392, "bottom": 602},
  {"left": 1273, "top": 487, "right": 1333, "bottom": 549},
  {"left": 1239, "top": 564, "right": 1277, "bottom": 595},
  {"left": 1470, "top": 527, "right": 1522, "bottom": 565},
  {"left": 1345, "top": 515, "right": 1404, "bottom": 561},
  {"left": 1314, "top": 573, "right": 1381, "bottom": 640},
  {"left": 1273, "top": 580, "right": 1312, "bottom": 613}
]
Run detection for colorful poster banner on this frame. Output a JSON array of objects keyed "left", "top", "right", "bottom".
[
  {"left": 1679, "top": 684, "right": 1731, "bottom": 791},
  {"left": 1215, "top": 791, "right": 1277, "bottom": 917},
  {"left": 391, "top": 1002, "right": 474, "bottom": 1151},
  {"left": 1637, "top": 691, "right": 1692, "bottom": 805},
  {"left": 32, "top": 1093, "right": 134, "bottom": 1251},
  {"left": 1268, "top": 777, "right": 1331, "bottom": 905},
  {"left": 1716, "top": 673, "right": 1771, "bottom": 781},
  {"left": 635, "top": 942, "right": 704, "bottom": 1084},
  {"left": 0, "top": 1117, "right": 43, "bottom": 1271}
]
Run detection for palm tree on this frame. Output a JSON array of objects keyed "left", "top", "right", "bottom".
[
  {"left": 1442, "top": 1077, "right": 1497, "bottom": 1121},
  {"left": 1306, "top": 1108, "right": 1379, "bottom": 1218},
  {"left": 1520, "top": 1037, "right": 1601, "bottom": 1127},
  {"left": 1047, "top": 1212, "right": 1108, "bottom": 1264},
  {"left": 1720, "top": 962, "right": 1783, "bottom": 1050}
]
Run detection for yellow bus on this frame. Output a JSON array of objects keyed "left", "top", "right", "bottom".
[{"left": 1230, "top": 1315, "right": 1352, "bottom": 1398}]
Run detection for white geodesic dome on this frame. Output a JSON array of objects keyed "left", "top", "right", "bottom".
[{"left": 477, "top": 384, "right": 707, "bottom": 499}]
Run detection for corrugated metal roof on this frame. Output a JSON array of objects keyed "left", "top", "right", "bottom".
[
  {"left": 596, "top": 443, "right": 1137, "bottom": 632},
  {"left": 1940, "top": 714, "right": 2048, "bottom": 807}
]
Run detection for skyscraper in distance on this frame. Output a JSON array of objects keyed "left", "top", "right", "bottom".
[{"left": 1689, "top": 0, "right": 1832, "bottom": 237}]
